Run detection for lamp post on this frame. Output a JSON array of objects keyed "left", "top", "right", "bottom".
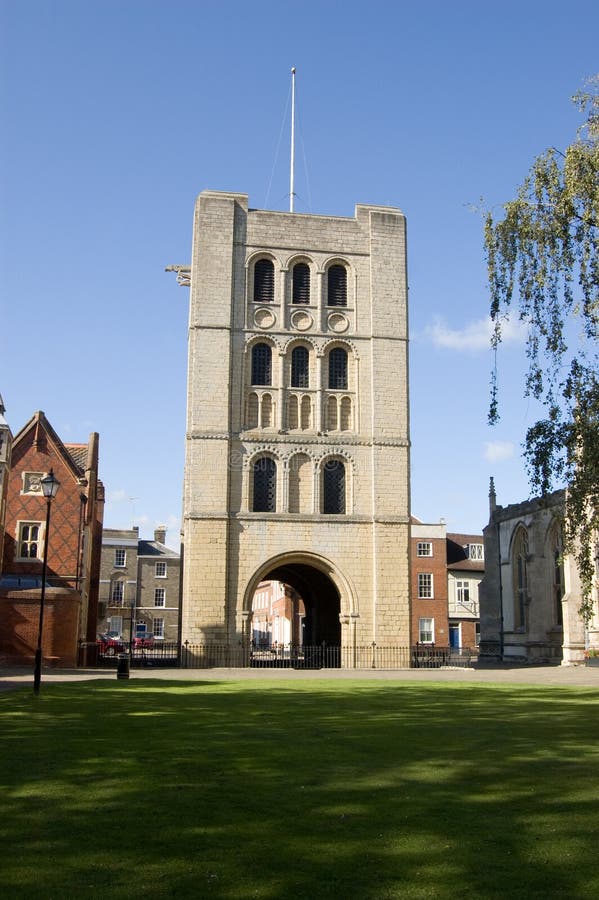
[{"left": 33, "top": 469, "right": 60, "bottom": 696}]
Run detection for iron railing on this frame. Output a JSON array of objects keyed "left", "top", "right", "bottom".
[{"left": 79, "top": 640, "right": 478, "bottom": 670}]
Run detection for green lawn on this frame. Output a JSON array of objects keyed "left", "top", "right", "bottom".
[{"left": 1, "top": 679, "right": 598, "bottom": 899}]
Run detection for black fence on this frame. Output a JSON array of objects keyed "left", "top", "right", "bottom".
[
  {"left": 80, "top": 640, "right": 477, "bottom": 671},
  {"left": 79, "top": 641, "right": 180, "bottom": 668}
]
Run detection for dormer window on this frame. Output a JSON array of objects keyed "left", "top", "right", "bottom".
[{"left": 468, "top": 544, "right": 484, "bottom": 561}]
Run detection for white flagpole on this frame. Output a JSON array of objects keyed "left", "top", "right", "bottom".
[{"left": 290, "top": 67, "right": 296, "bottom": 212}]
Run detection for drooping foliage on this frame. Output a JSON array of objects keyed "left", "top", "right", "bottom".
[{"left": 485, "top": 77, "right": 599, "bottom": 619}]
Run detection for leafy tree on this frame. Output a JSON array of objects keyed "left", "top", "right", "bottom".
[{"left": 484, "top": 76, "right": 598, "bottom": 620}]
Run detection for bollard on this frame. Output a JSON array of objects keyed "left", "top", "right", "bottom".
[{"left": 116, "top": 653, "right": 130, "bottom": 680}]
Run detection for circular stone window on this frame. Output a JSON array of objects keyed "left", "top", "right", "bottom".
[
  {"left": 327, "top": 312, "right": 349, "bottom": 333},
  {"left": 254, "top": 307, "right": 276, "bottom": 329},
  {"left": 290, "top": 310, "right": 313, "bottom": 331}
]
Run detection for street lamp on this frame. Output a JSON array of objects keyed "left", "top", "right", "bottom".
[{"left": 33, "top": 469, "right": 60, "bottom": 695}]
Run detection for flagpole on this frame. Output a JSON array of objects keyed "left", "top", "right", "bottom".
[{"left": 290, "top": 67, "right": 296, "bottom": 212}]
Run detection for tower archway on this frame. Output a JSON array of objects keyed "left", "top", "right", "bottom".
[{"left": 245, "top": 552, "right": 354, "bottom": 647}]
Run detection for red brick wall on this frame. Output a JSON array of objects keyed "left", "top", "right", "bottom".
[
  {"left": 0, "top": 591, "right": 81, "bottom": 666},
  {"left": 4, "top": 436, "right": 84, "bottom": 585},
  {"left": 410, "top": 537, "right": 449, "bottom": 645}
]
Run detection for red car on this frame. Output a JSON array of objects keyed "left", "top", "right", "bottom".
[
  {"left": 97, "top": 633, "right": 126, "bottom": 656},
  {"left": 133, "top": 633, "right": 155, "bottom": 649}
]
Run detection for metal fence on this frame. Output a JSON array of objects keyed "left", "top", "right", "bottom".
[
  {"left": 79, "top": 641, "right": 180, "bottom": 668},
  {"left": 80, "top": 640, "right": 477, "bottom": 670}
]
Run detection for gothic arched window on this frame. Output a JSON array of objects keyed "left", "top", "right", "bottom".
[
  {"left": 291, "top": 346, "right": 309, "bottom": 388},
  {"left": 251, "top": 343, "right": 272, "bottom": 385},
  {"left": 512, "top": 527, "right": 528, "bottom": 629},
  {"left": 322, "top": 459, "right": 345, "bottom": 514},
  {"left": 292, "top": 263, "right": 310, "bottom": 304},
  {"left": 252, "top": 457, "right": 276, "bottom": 512},
  {"left": 254, "top": 259, "right": 275, "bottom": 302},
  {"left": 327, "top": 264, "right": 347, "bottom": 307},
  {"left": 550, "top": 523, "right": 564, "bottom": 626},
  {"left": 328, "top": 348, "right": 348, "bottom": 390}
]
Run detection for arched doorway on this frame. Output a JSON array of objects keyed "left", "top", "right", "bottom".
[
  {"left": 244, "top": 554, "right": 346, "bottom": 666},
  {"left": 252, "top": 565, "right": 341, "bottom": 647},
  {"left": 268, "top": 564, "right": 340, "bottom": 645}
]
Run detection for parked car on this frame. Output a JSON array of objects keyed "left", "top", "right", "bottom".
[
  {"left": 97, "top": 633, "right": 126, "bottom": 656},
  {"left": 133, "top": 633, "right": 155, "bottom": 649}
]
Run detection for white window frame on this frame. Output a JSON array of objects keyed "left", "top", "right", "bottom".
[
  {"left": 456, "top": 580, "right": 471, "bottom": 604},
  {"left": 416, "top": 541, "right": 432, "bottom": 557},
  {"left": 111, "top": 580, "right": 125, "bottom": 605},
  {"left": 153, "top": 617, "right": 165, "bottom": 639},
  {"left": 108, "top": 615, "right": 123, "bottom": 636},
  {"left": 155, "top": 561, "right": 167, "bottom": 578},
  {"left": 417, "top": 572, "right": 433, "bottom": 599},
  {"left": 16, "top": 521, "right": 43, "bottom": 560},
  {"left": 468, "top": 543, "right": 484, "bottom": 560},
  {"left": 154, "top": 587, "right": 166, "bottom": 608},
  {"left": 419, "top": 617, "right": 434, "bottom": 643},
  {"left": 114, "top": 548, "right": 126, "bottom": 568}
]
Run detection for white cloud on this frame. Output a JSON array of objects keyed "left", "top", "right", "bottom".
[
  {"left": 426, "top": 315, "right": 525, "bottom": 351},
  {"left": 484, "top": 441, "right": 515, "bottom": 462}
]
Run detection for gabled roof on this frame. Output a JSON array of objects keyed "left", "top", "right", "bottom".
[{"left": 12, "top": 411, "right": 90, "bottom": 482}]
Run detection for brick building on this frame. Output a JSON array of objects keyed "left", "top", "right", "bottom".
[
  {"left": 98, "top": 526, "right": 180, "bottom": 643},
  {"left": 251, "top": 579, "right": 305, "bottom": 646},
  {"left": 410, "top": 520, "right": 449, "bottom": 646},
  {"left": 410, "top": 519, "right": 483, "bottom": 651},
  {"left": 177, "top": 191, "right": 410, "bottom": 656},
  {"left": 0, "top": 396, "right": 13, "bottom": 574},
  {"left": 0, "top": 411, "right": 104, "bottom": 666},
  {"left": 447, "top": 534, "right": 484, "bottom": 650}
]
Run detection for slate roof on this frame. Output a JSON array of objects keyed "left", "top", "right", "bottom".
[
  {"left": 137, "top": 540, "right": 180, "bottom": 559},
  {"left": 446, "top": 533, "right": 485, "bottom": 572}
]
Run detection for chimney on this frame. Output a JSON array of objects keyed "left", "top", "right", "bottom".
[{"left": 154, "top": 525, "right": 167, "bottom": 544}]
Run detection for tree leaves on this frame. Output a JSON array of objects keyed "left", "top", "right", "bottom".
[{"left": 485, "top": 77, "right": 599, "bottom": 620}]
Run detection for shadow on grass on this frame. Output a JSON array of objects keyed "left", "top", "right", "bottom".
[{"left": 1, "top": 680, "right": 598, "bottom": 899}]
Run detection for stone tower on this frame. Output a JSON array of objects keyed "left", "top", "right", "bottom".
[{"left": 180, "top": 191, "right": 410, "bottom": 653}]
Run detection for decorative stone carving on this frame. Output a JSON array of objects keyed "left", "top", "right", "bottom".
[
  {"left": 254, "top": 307, "right": 276, "bottom": 329},
  {"left": 290, "top": 310, "right": 313, "bottom": 331},
  {"left": 327, "top": 312, "right": 349, "bottom": 333},
  {"left": 23, "top": 472, "right": 43, "bottom": 494}
]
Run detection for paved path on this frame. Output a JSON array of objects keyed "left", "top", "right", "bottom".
[{"left": 1, "top": 663, "right": 598, "bottom": 692}]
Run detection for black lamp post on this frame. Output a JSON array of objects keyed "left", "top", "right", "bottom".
[{"left": 33, "top": 469, "right": 60, "bottom": 696}]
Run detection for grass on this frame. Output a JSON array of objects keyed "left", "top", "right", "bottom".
[{"left": 1, "top": 678, "right": 599, "bottom": 899}]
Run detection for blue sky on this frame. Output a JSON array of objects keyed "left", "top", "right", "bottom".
[{"left": 1, "top": 0, "right": 597, "bottom": 547}]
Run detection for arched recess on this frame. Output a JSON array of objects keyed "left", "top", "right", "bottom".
[
  {"left": 510, "top": 525, "right": 529, "bottom": 630},
  {"left": 547, "top": 519, "right": 565, "bottom": 627},
  {"left": 243, "top": 551, "right": 357, "bottom": 646},
  {"left": 288, "top": 452, "right": 312, "bottom": 513}
]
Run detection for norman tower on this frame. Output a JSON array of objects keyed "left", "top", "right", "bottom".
[{"left": 180, "top": 191, "right": 410, "bottom": 652}]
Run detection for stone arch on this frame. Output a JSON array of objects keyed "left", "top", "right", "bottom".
[
  {"left": 320, "top": 337, "right": 359, "bottom": 359},
  {"left": 322, "top": 257, "right": 352, "bottom": 308},
  {"left": 243, "top": 550, "right": 358, "bottom": 645},
  {"left": 317, "top": 453, "right": 353, "bottom": 515}
]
